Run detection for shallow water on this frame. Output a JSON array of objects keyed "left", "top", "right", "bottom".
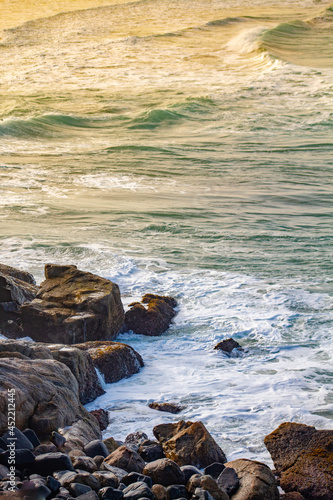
[{"left": 1, "top": 0, "right": 333, "bottom": 464}]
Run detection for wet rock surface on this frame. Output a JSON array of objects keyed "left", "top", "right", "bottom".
[
  {"left": 213, "top": 338, "right": 243, "bottom": 355},
  {"left": 148, "top": 402, "right": 184, "bottom": 414},
  {"left": 20, "top": 264, "right": 125, "bottom": 344},
  {"left": 153, "top": 421, "right": 227, "bottom": 468},
  {"left": 74, "top": 341, "right": 144, "bottom": 384},
  {"left": 124, "top": 294, "right": 177, "bottom": 336},
  {"left": 265, "top": 422, "right": 333, "bottom": 500}
]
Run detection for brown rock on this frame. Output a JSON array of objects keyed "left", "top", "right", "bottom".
[
  {"left": 74, "top": 341, "right": 144, "bottom": 383},
  {"left": 143, "top": 458, "right": 185, "bottom": 487},
  {"left": 92, "top": 471, "right": 119, "bottom": 488},
  {"left": 71, "top": 455, "right": 97, "bottom": 473},
  {"left": 124, "top": 294, "right": 177, "bottom": 336},
  {"left": 214, "top": 338, "right": 243, "bottom": 354},
  {"left": 0, "top": 266, "right": 38, "bottom": 338},
  {"left": 0, "top": 340, "right": 104, "bottom": 406},
  {"left": 60, "top": 417, "right": 101, "bottom": 448},
  {"left": 153, "top": 420, "right": 226, "bottom": 468},
  {"left": 49, "top": 344, "right": 105, "bottom": 404},
  {"left": 264, "top": 422, "right": 333, "bottom": 500},
  {"left": 187, "top": 474, "right": 229, "bottom": 500},
  {"left": 0, "top": 357, "right": 99, "bottom": 439},
  {"left": 90, "top": 409, "right": 109, "bottom": 431},
  {"left": 0, "top": 339, "right": 53, "bottom": 360},
  {"left": 152, "top": 484, "right": 170, "bottom": 500},
  {"left": 0, "top": 264, "right": 36, "bottom": 285},
  {"left": 224, "top": 459, "right": 279, "bottom": 500},
  {"left": 149, "top": 402, "right": 184, "bottom": 414},
  {"left": 103, "top": 437, "right": 120, "bottom": 455},
  {"left": 20, "top": 264, "right": 124, "bottom": 344},
  {"left": 104, "top": 445, "right": 145, "bottom": 473}
]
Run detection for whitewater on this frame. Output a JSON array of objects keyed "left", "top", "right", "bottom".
[{"left": 0, "top": 0, "right": 333, "bottom": 464}]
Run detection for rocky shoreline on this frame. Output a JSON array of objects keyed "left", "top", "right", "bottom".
[{"left": 0, "top": 263, "right": 332, "bottom": 499}]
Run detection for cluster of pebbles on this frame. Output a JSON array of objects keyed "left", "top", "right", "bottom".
[{"left": 0, "top": 426, "right": 241, "bottom": 500}]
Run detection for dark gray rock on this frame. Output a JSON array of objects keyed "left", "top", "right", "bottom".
[
  {"left": 203, "top": 463, "right": 225, "bottom": 480},
  {"left": 122, "top": 472, "right": 153, "bottom": 488},
  {"left": 143, "top": 458, "right": 185, "bottom": 487},
  {"left": 139, "top": 441, "right": 165, "bottom": 463},
  {"left": 35, "top": 452, "right": 74, "bottom": 475},
  {"left": 22, "top": 429, "right": 40, "bottom": 448},
  {"left": 84, "top": 440, "right": 109, "bottom": 459},
  {"left": 47, "top": 474, "right": 61, "bottom": 492},
  {"left": 0, "top": 449, "right": 35, "bottom": 468},
  {"left": 76, "top": 491, "right": 99, "bottom": 500},
  {"left": 166, "top": 484, "right": 187, "bottom": 499},
  {"left": 122, "top": 481, "right": 155, "bottom": 500},
  {"left": 0, "top": 464, "right": 10, "bottom": 479},
  {"left": 124, "top": 432, "right": 149, "bottom": 452},
  {"left": 98, "top": 488, "right": 124, "bottom": 500},
  {"left": 93, "top": 471, "right": 119, "bottom": 489},
  {"left": 180, "top": 465, "right": 202, "bottom": 484},
  {"left": 1, "top": 427, "right": 34, "bottom": 450},
  {"left": 52, "top": 431, "right": 67, "bottom": 449},
  {"left": 69, "top": 482, "right": 92, "bottom": 496},
  {"left": 217, "top": 467, "right": 239, "bottom": 496}
]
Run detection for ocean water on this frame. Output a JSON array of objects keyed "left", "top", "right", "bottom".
[{"left": 1, "top": 0, "right": 333, "bottom": 464}]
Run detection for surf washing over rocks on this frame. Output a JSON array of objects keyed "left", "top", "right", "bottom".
[{"left": 0, "top": 0, "right": 333, "bottom": 471}]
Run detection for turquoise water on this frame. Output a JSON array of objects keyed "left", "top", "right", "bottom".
[{"left": 1, "top": 0, "right": 333, "bottom": 463}]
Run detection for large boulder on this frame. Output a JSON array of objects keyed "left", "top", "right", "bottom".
[
  {"left": 48, "top": 344, "right": 105, "bottom": 404},
  {"left": 104, "top": 446, "right": 146, "bottom": 474},
  {"left": 0, "top": 340, "right": 104, "bottom": 405},
  {"left": 143, "top": 458, "right": 185, "bottom": 486},
  {"left": 0, "top": 264, "right": 38, "bottom": 338},
  {"left": 124, "top": 294, "right": 177, "bottom": 336},
  {"left": 153, "top": 421, "right": 226, "bottom": 468},
  {"left": 73, "top": 341, "right": 144, "bottom": 383},
  {"left": 0, "top": 339, "right": 52, "bottom": 360},
  {"left": 264, "top": 422, "right": 333, "bottom": 499},
  {"left": 0, "top": 356, "right": 99, "bottom": 439},
  {"left": 224, "top": 459, "right": 279, "bottom": 500},
  {"left": 20, "top": 264, "right": 125, "bottom": 344}
]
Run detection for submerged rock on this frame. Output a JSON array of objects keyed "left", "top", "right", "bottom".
[
  {"left": 73, "top": 341, "right": 144, "bottom": 383},
  {"left": 21, "top": 264, "right": 125, "bottom": 344},
  {"left": 124, "top": 294, "right": 177, "bottom": 336},
  {"left": 264, "top": 422, "right": 333, "bottom": 500},
  {"left": 153, "top": 420, "right": 227, "bottom": 468},
  {"left": 214, "top": 338, "right": 243, "bottom": 355},
  {"left": 148, "top": 402, "right": 184, "bottom": 414}
]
